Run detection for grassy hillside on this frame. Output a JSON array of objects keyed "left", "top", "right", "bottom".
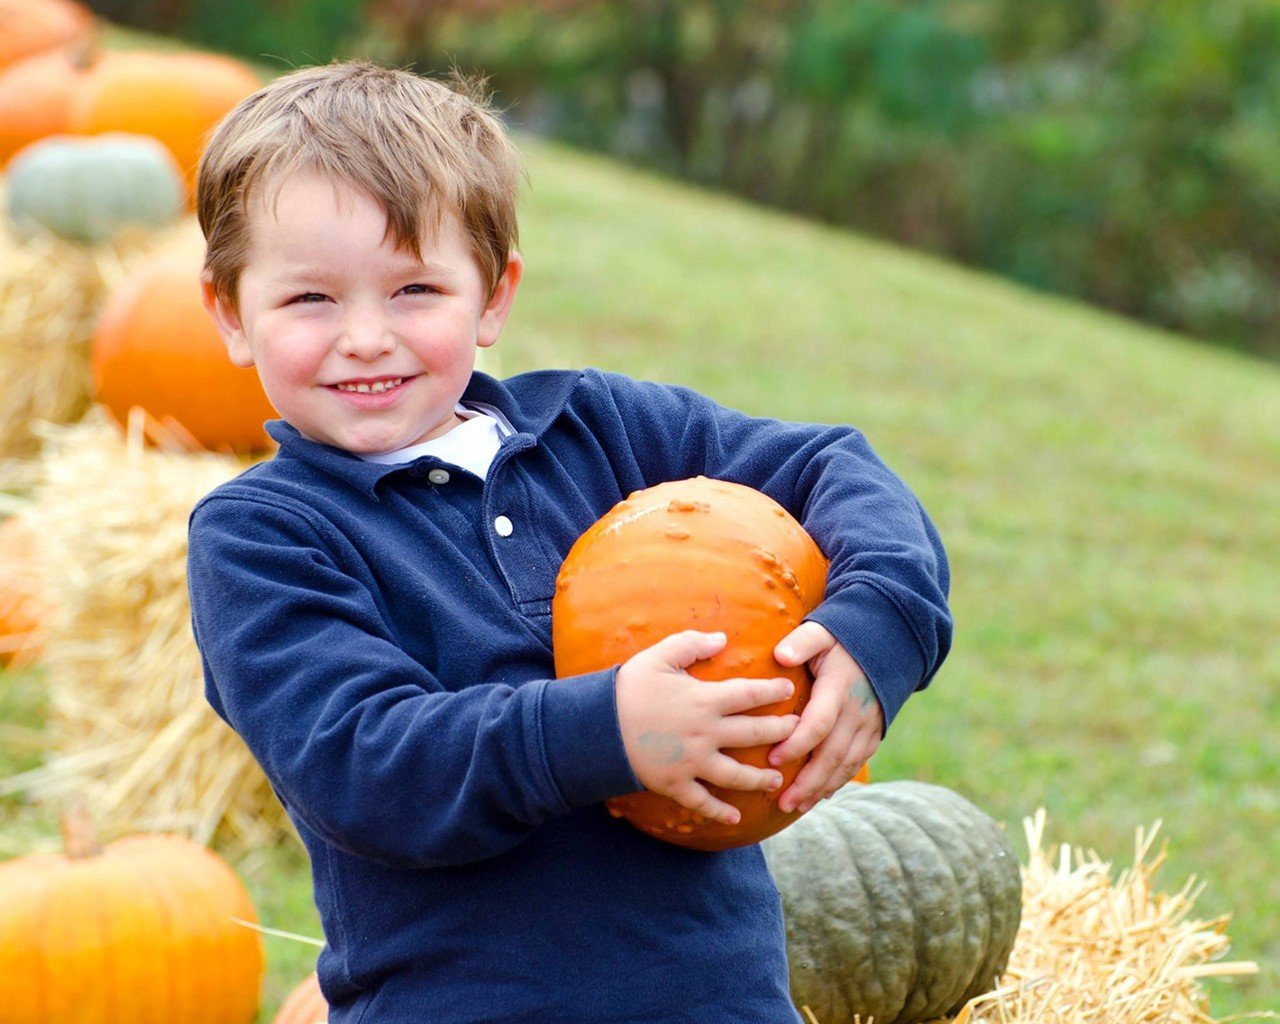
[{"left": 2, "top": 133, "right": 1276, "bottom": 1017}]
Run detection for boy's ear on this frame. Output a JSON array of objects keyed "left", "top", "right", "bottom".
[
  {"left": 200, "top": 273, "right": 255, "bottom": 368},
  {"left": 476, "top": 250, "right": 524, "bottom": 350}
]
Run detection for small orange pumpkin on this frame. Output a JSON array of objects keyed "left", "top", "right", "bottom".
[
  {"left": 0, "top": 0, "right": 94, "bottom": 72},
  {"left": 273, "top": 973, "right": 328, "bottom": 1024},
  {"left": 0, "top": 515, "right": 51, "bottom": 668},
  {"left": 0, "top": 806, "right": 264, "bottom": 1023},
  {"left": 68, "top": 50, "right": 260, "bottom": 196},
  {"left": 553, "top": 476, "right": 829, "bottom": 850},
  {"left": 91, "top": 229, "right": 277, "bottom": 454}
]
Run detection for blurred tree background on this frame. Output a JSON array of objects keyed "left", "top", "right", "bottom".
[{"left": 89, "top": 0, "right": 1280, "bottom": 360}]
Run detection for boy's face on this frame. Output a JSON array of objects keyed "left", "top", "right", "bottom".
[{"left": 203, "top": 171, "right": 522, "bottom": 455}]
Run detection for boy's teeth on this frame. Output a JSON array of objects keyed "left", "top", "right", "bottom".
[{"left": 337, "top": 377, "right": 403, "bottom": 394}]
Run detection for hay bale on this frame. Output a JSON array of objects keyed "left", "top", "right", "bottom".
[
  {"left": 1, "top": 411, "right": 290, "bottom": 850},
  {"left": 0, "top": 214, "right": 168, "bottom": 460},
  {"left": 954, "top": 811, "right": 1259, "bottom": 1024}
]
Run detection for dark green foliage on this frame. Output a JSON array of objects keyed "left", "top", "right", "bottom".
[{"left": 85, "top": 0, "right": 365, "bottom": 66}]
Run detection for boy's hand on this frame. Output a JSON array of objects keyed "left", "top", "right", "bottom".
[
  {"left": 615, "top": 630, "right": 800, "bottom": 826},
  {"left": 768, "top": 622, "right": 882, "bottom": 814}
]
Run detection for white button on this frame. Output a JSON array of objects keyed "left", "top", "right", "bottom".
[
  {"left": 427, "top": 468, "right": 450, "bottom": 485},
  {"left": 494, "top": 515, "right": 514, "bottom": 537}
]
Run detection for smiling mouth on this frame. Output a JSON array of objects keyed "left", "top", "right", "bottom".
[{"left": 332, "top": 377, "right": 407, "bottom": 394}]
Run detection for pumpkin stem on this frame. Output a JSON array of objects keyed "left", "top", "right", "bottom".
[
  {"left": 66, "top": 34, "right": 101, "bottom": 73},
  {"left": 60, "top": 801, "right": 104, "bottom": 859}
]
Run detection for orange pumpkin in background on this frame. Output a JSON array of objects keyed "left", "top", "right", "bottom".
[
  {"left": 0, "top": 45, "right": 100, "bottom": 165},
  {"left": 91, "top": 229, "right": 277, "bottom": 454},
  {"left": 0, "top": 0, "right": 94, "bottom": 72},
  {"left": 0, "top": 806, "right": 263, "bottom": 1024},
  {"left": 553, "top": 476, "right": 830, "bottom": 851},
  {"left": 68, "top": 50, "right": 260, "bottom": 195},
  {"left": 0, "top": 515, "right": 51, "bottom": 669},
  {"left": 273, "top": 973, "right": 329, "bottom": 1024}
]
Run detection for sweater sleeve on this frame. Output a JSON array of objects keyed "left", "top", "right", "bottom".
[
  {"left": 592, "top": 371, "right": 952, "bottom": 729},
  {"left": 187, "top": 493, "right": 640, "bottom": 870}
]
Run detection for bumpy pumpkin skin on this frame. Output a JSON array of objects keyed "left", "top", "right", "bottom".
[
  {"left": 553, "top": 476, "right": 828, "bottom": 851},
  {"left": 0, "top": 818, "right": 264, "bottom": 1024},
  {"left": 762, "top": 780, "right": 1022, "bottom": 1024}
]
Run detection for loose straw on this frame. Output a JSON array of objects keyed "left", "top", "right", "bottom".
[{"left": 954, "top": 810, "right": 1260, "bottom": 1024}]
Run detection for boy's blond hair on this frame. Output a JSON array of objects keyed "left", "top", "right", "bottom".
[{"left": 198, "top": 61, "right": 523, "bottom": 309}]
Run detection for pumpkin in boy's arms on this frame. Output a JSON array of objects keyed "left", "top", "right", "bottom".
[{"left": 553, "top": 476, "right": 838, "bottom": 851}]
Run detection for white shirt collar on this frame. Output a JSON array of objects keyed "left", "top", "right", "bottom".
[{"left": 357, "top": 405, "right": 507, "bottom": 479}]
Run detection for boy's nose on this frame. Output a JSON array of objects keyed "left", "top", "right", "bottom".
[{"left": 336, "top": 313, "right": 395, "bottom": 360}]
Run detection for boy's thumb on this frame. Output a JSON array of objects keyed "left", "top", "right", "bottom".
[{"left": 774, "top": 621, "right": 832, "bottom": 667}]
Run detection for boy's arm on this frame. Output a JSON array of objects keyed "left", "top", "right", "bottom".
[
  {"left": 593, "top": 371, "right": 952, "bottom": 731},
  {"left": 187, "top": 494, "right": 640, "bottom": 870}
]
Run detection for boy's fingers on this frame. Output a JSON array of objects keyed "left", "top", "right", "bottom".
[
  {"left": 701, "top": 754, "right": 786, "bottom": 794},
  {"left": 713, "top": 675, "right": 795, "bottom": 715},
  {"left": 717, "top": 712, "right": 799, "bottom": 750},
  {"left": 767, "top": 677, "right": 843, "bottom": 766},
  {"left": 668, "top": 781, "right": 741, "bottom": 826},
  {"left": 648, "top": 630, "right": 728, "bottom": 671},
  {"left": 778, "top": 724, "right": 876, "bottom": 813}
]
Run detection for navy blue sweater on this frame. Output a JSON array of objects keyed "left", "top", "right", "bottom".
[{"left": 187, "top": 369, "right": 951, "bottom": 1023}]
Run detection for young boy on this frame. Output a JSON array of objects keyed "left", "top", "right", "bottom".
[{"left": 187, "top": 62, "right": 952, "bottom": 1023}]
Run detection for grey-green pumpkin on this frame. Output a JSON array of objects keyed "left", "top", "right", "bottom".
[
  {"left": 5, "top": 132, "right": 185, "bottom": 243},
  {"left": 762, "top": 780, "right": 1022, "bottom": 1024}
]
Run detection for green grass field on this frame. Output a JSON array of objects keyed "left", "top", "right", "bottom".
[{"left": 2, "top": 134, "right": 1277, "bottom": 1018}]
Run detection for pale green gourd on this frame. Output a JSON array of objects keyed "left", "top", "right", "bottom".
[
  {"left": 5, "top": 132, "right": 184, "bottom": 243},
  {"left": 762, "top": 780, "right": 1022, "bottom": 1024}
]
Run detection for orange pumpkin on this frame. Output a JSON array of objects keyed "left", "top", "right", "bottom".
[
  {"left": 273, "top": 973, "right": 328, "bottom": 1024},
  {"left": 553, "top": 476, "right": 829, "bottom": 850},
  {"left": 0, "top": 806, "right": 264, "bottom": 1023},
  {"left": 0, "top": 515, "right": 50, "bottom": 668},
  {"left": 68, "top": 50, "right": 260, "bottom": 195},
  {"left": 91, "top": 230, "right": 277, "bottom": 454},
  {"left": 0, "top": 45, "right": 100, "bottom": 165},
  {"left": 0, "top": 0, "right": 94, "bottom": 72}
]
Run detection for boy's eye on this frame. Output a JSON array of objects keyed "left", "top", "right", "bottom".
[
  {"left": 291, "top": 292, "right": 329, "bottom": 304},
  {"left": 399, "top": 283, "right": 438, "bottom": 297}
]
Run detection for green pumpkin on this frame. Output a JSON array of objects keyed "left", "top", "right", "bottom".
[
  {"left": 5, "top": 132, "right": 185, "bottom": 243},
  {"left": 762, "top": 780, "right": 1022, "bottom": 1024}
]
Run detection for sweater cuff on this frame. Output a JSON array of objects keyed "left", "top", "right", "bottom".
[
  {"left": 539, "top": 667, "right": 642, "bottom": 808},
  {"left": 806, "top": 581, "right": 928, "bottom": 732}
]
